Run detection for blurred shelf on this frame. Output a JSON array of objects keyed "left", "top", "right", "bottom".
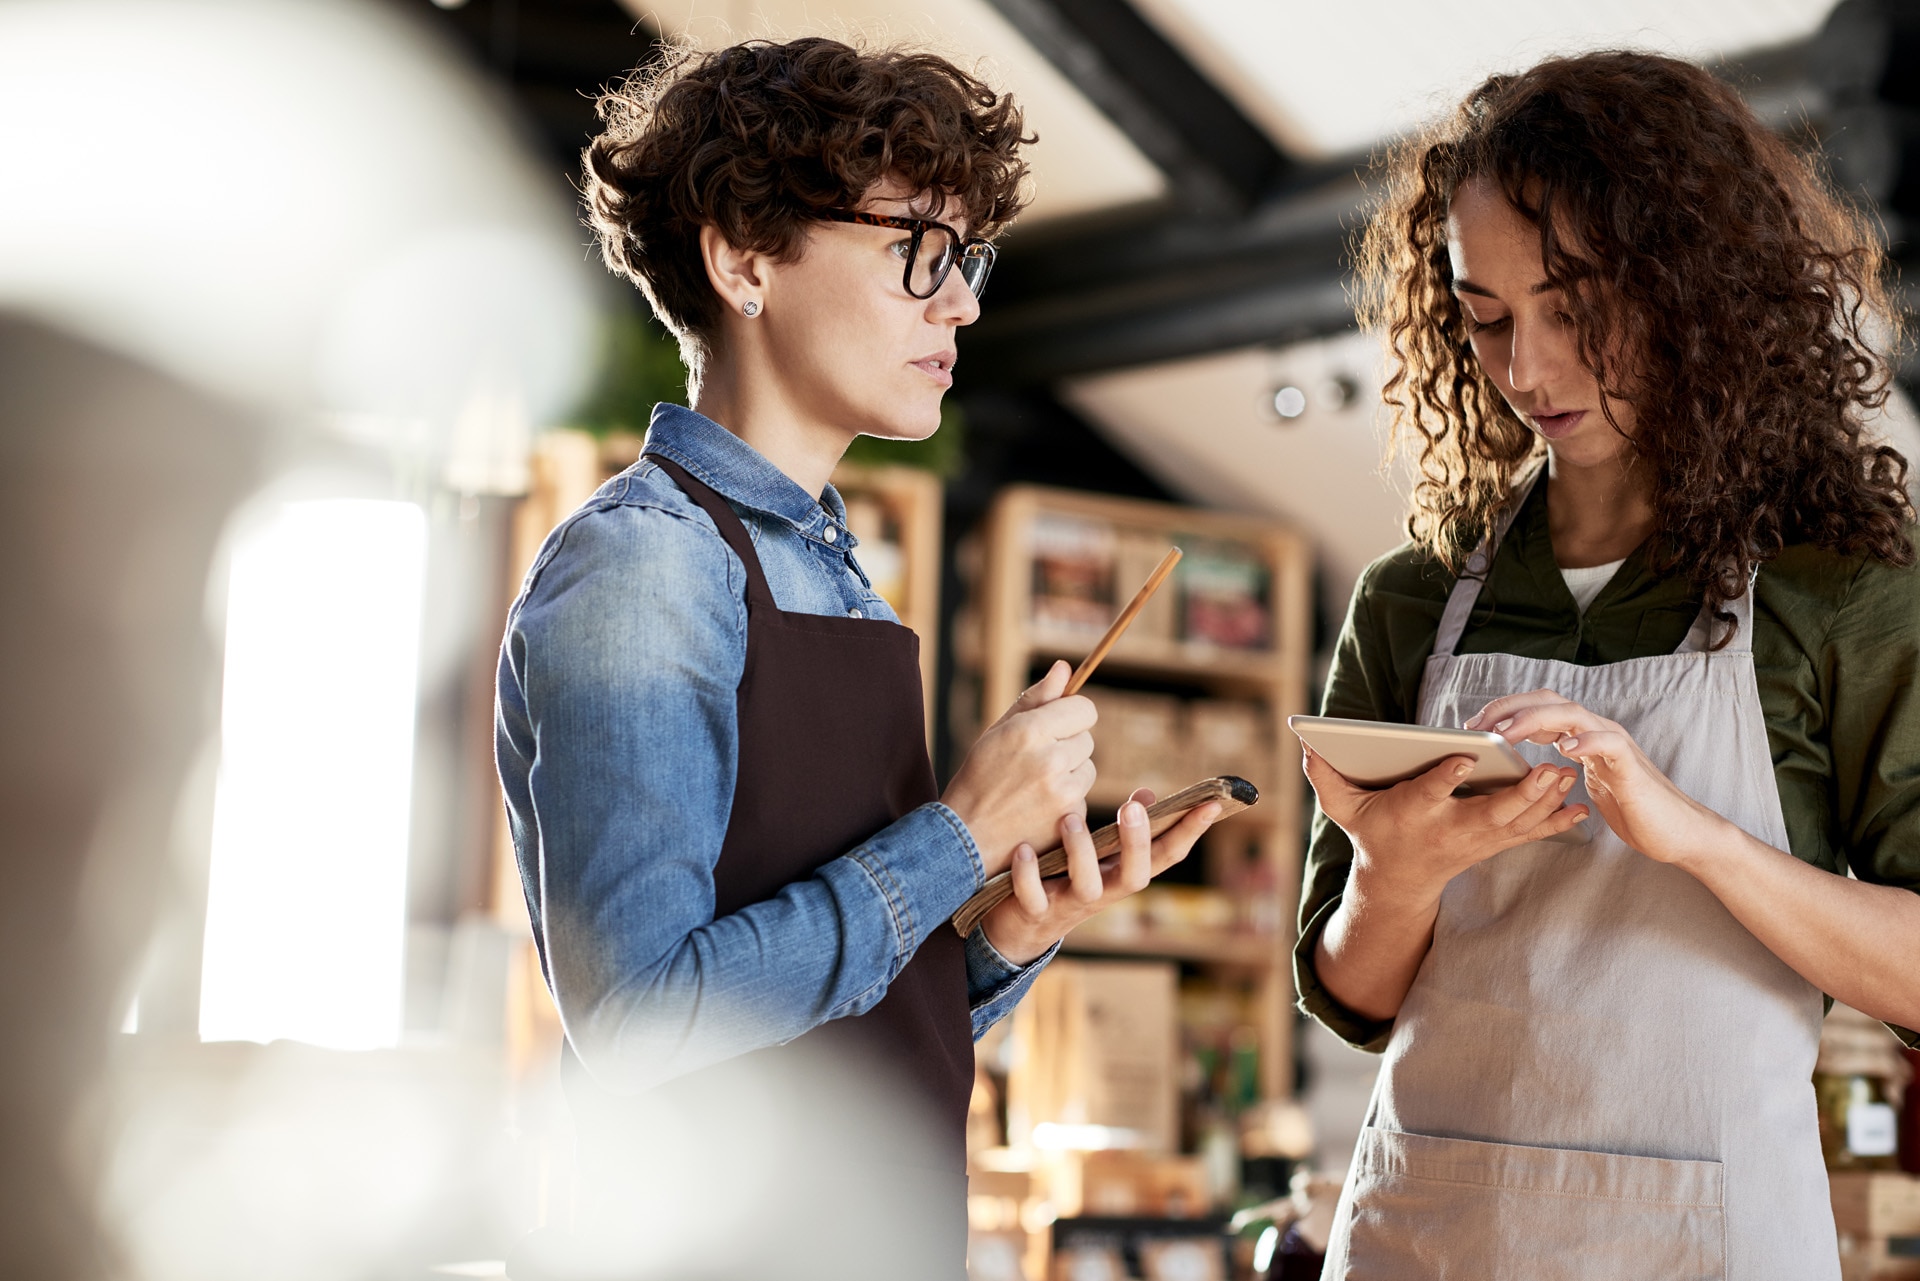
[
  {"left": 965, "top": 483, "right": 1314, "bottom": 1103},
  {"left": 1062, "top": 928, "right": 1279, "bottom": 968},
  {"left": 1028, "top": 625, "right": 1283, "bottom": 686}
]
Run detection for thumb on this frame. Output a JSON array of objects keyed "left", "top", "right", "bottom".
[
  {"left": 1414, "top": 754, "right": 1476, "bottom": 804},
  {"left": 1302, "top": 745, "right": 1363, "bottom": 813},
  {"left": 1007, "top": 659, "right": 1071, "bottom": 716}
]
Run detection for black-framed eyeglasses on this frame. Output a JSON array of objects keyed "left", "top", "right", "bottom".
[{"left": 817, "top": 210, "right": 997, "bottom": 300}]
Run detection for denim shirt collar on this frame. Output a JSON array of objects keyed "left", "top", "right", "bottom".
[{"left": 642, "top": 403, "right": 853, "bottom": 547}]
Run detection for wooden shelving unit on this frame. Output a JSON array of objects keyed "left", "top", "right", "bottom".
[{"left": 961, "top": 484, "right": 1312, "bottom": 1103}]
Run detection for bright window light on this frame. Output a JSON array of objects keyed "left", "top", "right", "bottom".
[{"left": 199, "top": 499, "right": 427, "bottom": 1050}]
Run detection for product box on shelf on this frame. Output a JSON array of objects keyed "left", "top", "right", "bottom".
[
  {"left": 1030, "top": 512, "right": 1116, "bottom": 635},
  {"left": 1833, "top": 1172, "right": 1920, "bottom": 1240},
  {"left": 1188, "top": 698, "right": 1273, "bottom": 793},
  {"left": 1177, "top": 537, "right": 1270, "bottom": 650},
  {"left": 1084, "top": 687, "right": 1184, "bottom": 807},
  {"left": 1008, "top": 959, "right": 1180, "bottom": 1155},
  {"left": 1113, "top": 529, "right": 1181, "bottom": 646}
]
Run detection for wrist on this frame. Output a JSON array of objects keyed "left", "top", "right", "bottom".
[
  {"left": 1349, "top": 843, "right": 1450, "bottom": 914},
  {"left": 939, "top": 792, "right": 1012, "bottom": 879},
  {"left": 982, "top": 909, "right": 1053, "bottom": 966},
  {"left": 1657, "top": 803, "right": 1742, "bottom": 875}
]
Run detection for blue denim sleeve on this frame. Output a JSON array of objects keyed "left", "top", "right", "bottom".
[
  {"left": 498, "top": 498, "right": 987, "bottom": 1093},
  {"left": 964, "top": 928, "right": 1059, "bottom": 1038}
]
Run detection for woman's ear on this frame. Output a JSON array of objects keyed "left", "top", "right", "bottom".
[{"left": 700, "top": 225, "right": 771, "bottom": 319}]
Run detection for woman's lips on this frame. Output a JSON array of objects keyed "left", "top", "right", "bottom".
[
  {"left": 911, "top": 358, "right": 954, "bottom": 388},
  {"left": 1531, "top": 409, "right": 1587, "bottom": 439}
]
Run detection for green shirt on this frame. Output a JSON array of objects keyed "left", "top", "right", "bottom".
[{"left": 1296, "top": 479, "right": 1920, "bottom": 1050}]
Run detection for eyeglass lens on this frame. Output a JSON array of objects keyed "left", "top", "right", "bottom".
[
  {"left": 906, "top": 226, "right": 993, "bottom": 299},
  {"left": 907, "top": 227, "right": 958, "bottom": 298}
]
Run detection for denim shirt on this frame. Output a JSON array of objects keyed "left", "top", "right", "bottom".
[{"left": 496, "top": 403, "right": 1054, "bottom": 1093}]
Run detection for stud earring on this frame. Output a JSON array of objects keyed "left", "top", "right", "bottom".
[{"left": 742, "top": 301, "right": 760, "bottom": 317}]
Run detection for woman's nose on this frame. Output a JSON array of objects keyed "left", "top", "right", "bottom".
[{"left": 1507, "top": 316, "right": 1562, "bottom": 393}]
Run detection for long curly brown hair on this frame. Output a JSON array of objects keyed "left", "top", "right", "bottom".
[
  {"left": 585, "top": 37, "right": 1032, "bottom": 380},
  {"left": 1356, "top": 50, "right": 1913, "bottom": 632}
]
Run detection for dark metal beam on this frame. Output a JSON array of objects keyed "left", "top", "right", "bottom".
[
  {"left": 981, "top": 0, "right": 1288, "bottom": 215},
  {"left": 964, "top": 164, "right": 1369, "bottom": 386},
  {"left": 967, "top": 30, "right": 1920, "bottom": 392}
]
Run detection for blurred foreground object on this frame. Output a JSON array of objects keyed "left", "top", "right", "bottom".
[
  {"left": 0, "top": 0, "right": 597, "bottom": 489},
  {"left": 0, "top": 317, "right": 257, "bottom": 1279},
  {"left": 0, "top": 2, "right": 604, "bottom": 1277}
]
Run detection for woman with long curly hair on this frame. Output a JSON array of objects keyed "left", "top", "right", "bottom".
[{"left": 1297, "top": 51, "right": 1920, "bottom": 1277}]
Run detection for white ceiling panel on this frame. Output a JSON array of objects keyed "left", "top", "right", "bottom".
[
  {"left": 1065, "top": 329, "right": 1920, "bottom": 633},
  {"left": 1061, "top": 332, "right": 1411, "bottom": 624},
  {"left": 625, "top": 0, "right": 1167, "bottom": 224},
  {"left": 1129, "top": 0, "right": 1838, "bottom": 157}
]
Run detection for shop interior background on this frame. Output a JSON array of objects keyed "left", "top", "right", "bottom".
[{"left": 3, "top": 0, "right": 1918, "bottom": 1278}]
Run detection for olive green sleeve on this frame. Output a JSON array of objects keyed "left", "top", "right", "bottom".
[
  {"left": 1293, "top": 562, "right": 1404, "bottom": 1053},
  {"left": 1820, "top": 550, "right": 1920, "bottom": 1048}
]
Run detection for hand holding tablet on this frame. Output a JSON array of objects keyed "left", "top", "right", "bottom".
[{"left": 1289, "top": 714, "right": 1590, "bottom": 843}]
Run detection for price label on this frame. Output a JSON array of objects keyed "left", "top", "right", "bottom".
[{"left": 1847, "top": 1101, "right": 1898, "bottom": 1157}]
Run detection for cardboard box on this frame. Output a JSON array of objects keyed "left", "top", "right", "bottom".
[
  {"left": 1835, "top": 1173, "right": 1920, "bottom": 1240},
  {"left": 1008, "top": 959, "right": 1180, "bottom": 1154},
  {"left": 1086, "top": 688, "right": 1185, "bottom": 807},
  {"left": 1188, "top": 699, "right": 1272, "bottom": 793},
  {"left": 1075, "top": 1151, "right": 1211, "bottom": 1219},
  {"left": 1838, "top": 1237, "right": 1920, "bottom": 1281}
]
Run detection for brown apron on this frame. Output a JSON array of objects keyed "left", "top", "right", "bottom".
[{"left": 557, "top": 453, "right": 974, "bottom": 1281}]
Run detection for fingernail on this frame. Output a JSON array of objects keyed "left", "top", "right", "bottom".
[
  {"left": 1121, "top": 802, "right": 1147, "bottom": 827},
  {"left": 1016, "top": 845, "right": 1035, "bottom": 862},
  {"left": 1561, "top": 737, "right": 1579, "bottom": 752},
  {"left": 1453, "top": 760, "right": 1473, "bottom": 778},
  {"left": 1463, "top": 713, "right": 1483, "bottom": 729},
  {"left": 1494, "top": 718, "right": 1513, "bottom": 732},
  {"left": 1559, "top": 775, "right": 1574, "bottom": 793},
  {"left": 1064, "top": 813, "right": 1086, "bottom": 834}
]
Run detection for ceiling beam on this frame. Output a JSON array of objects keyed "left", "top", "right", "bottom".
[
  {"left": 965, "top": 163, "right": 1368, "bottom": 387},
  {"left": 968, "top": 28, "right": 1920, "bottom": 392},
  {"left": 980, "top": 0, "right": 1287, "bottom": 216}
]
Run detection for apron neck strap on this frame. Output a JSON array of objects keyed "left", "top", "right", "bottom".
[
  {"left": 1432, "top": 461, "right": 1545, "bottom": 659},
  {"left": 1677, "top": 565, "right": 1757, "bottom": 655},
  {"left": 647, "top": 452, "right": 778, "bottom": 614},
  {"left": 1431, "top": 459, "right": 1757, "bottom": 659}
]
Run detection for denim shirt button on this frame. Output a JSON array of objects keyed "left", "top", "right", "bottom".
[
  {"left": 823, "top": 525, "right": 837, "bottom": 543},
  {"left": 848, "top": 607, "right": 862, "bottom": 619}
]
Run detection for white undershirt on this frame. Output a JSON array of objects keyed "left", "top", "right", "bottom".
[{"left": 1560, "top": 558, "right": 1627, "bottom": 615}]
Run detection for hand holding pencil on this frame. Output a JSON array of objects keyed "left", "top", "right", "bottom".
[
  {"left": 935, "top": 551, "right": 1179, "bottom": 880},
  {"left": 947, "top": 543, "right": 1253, "bottom": 954}
]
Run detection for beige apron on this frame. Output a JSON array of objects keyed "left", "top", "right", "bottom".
[{"left": 1323, "top": 476, "right": 1836, "bottom": 1280}]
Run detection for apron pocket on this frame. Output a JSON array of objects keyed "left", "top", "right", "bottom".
[{"left": 1339, "top": 1126, "right": 1725, "bottom": 1281}]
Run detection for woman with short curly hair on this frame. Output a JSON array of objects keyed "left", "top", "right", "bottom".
[
  {"left": 1298, "top": 51, "right": 1920, "bottom": 1276},
  {"left": 496, "top": 38, "right": 1218, "bottom": 1281}
]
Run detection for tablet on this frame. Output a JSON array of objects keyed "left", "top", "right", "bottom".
[
  {"left": 1288, "top": 715, "right": 1590, "bottom": 845},
  {"left": 1287, "top": 714, "right": 1532, "bottom": 794}
]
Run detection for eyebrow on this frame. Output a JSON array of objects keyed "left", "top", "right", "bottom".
[{"left": 1453, "top": 277, "right": 1559, "bottom": 298}]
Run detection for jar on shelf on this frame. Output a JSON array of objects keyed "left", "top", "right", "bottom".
[{"left": 1815, "top": 1003, "right": 1911, "bottom": 1171}]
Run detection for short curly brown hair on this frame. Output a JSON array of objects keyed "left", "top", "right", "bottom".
[
  {"left": 1356, "top": 50, "right": 1913, "bottom": 638},
  {"left": 584, "top": 37, "right": 1033, "bottom": 381}
]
